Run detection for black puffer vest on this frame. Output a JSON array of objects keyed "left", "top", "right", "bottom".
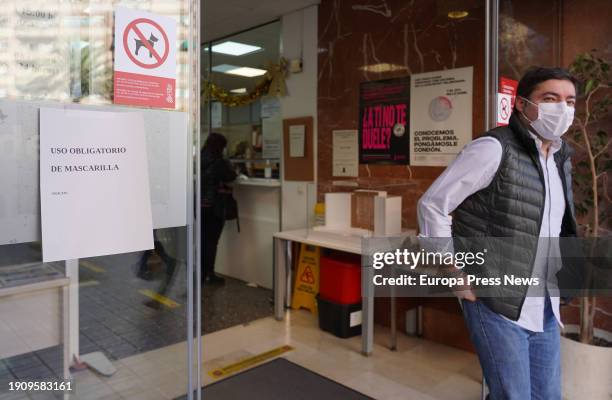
[{"left": 452, "top": 113, "right": 577, "bottom": 320}]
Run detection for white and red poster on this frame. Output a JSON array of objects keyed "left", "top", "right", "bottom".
[
  {"left": 409, "top": 67, "right": 473, "bottom": 166},
  {"left": 114, "top": 7, "right": 177, "bottom": 109},
  {"left": 497, "top": 77, "right": 518, "bottom": 126}
]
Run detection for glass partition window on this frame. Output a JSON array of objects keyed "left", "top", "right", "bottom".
[{"left": 203, "top": 21, "right": 281, "bottom": 180}]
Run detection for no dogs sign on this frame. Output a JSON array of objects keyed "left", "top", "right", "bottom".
[{"left": 114, "top": 7, "right": 177, "bottom": 108}]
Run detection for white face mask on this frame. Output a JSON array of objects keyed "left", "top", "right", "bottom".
[{"left": 520, "top": 97, "right": 575, "bottom": 141}]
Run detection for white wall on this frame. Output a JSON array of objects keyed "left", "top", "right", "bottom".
[{"left": 280, "top": 5, "right": 318, "bottom": 231}]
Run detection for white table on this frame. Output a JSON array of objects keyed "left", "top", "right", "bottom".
[
  {"left": 0, "top": 277, "right": 71, "bottom": 380},
  {"left": 273, "top": 228, "right": 417, "bottom": 355}
]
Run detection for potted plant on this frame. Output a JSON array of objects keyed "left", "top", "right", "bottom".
[{"left": 560, "top": 50, "right": 611, "bottom": 400}]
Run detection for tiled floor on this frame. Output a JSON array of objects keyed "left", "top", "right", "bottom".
[
  {"left": 11, "top": 310, "right": 480, "bottom": 400},
  {"left": 0, "top": 246, "right": 273, "bottom": 399},
  {"left": 1, "top": 244, "right": 482, "bottom": 400}
]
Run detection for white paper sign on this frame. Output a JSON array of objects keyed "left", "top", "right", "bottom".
[
  {"left": 289, "top": 125, "right": 305, "bottom": 158},
  {"left": 261, "top": 97, "right": 281, "bottom": 118},
  {"left": 333, "top": 130, "right": 358, "bottom": 177},
  {"left": 350, "top": 310, "right": 362, "bottom": 327},
  {"left": 410, "top": 66, "right": 473, "bottom": 166},
  {"left": 40, "top": 108, "right": 154, "bottom": 262},
  {"left": 211, "top": 102, "right": 223, "bottom": 128},
  {"left": 262, "top": 117, "right": 282, "bottom": 159}
]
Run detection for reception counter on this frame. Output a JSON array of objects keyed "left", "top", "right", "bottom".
[{"left": 215, "top": 178, "right": 281, "bottom": 289}]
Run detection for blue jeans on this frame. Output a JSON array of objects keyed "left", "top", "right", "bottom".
[{"left": 461, "top": 297, "right": 561, "bottom": 400}]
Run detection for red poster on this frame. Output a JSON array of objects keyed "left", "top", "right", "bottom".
[
  {"left": 359, "top": 77, "right": 410, "bottom": 164},
  {"left": 497, "top": 77, "right": 518, "bottom": 126}
]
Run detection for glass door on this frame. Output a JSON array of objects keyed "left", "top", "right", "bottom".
[
  {"left": 0, "top": 0, "right": 200, "bottom": 399},
  {"left": 197, "top": 20, "right": 281, "bottom": 397}
]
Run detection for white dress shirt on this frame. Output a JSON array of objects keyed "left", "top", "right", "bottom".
[{"left": 417, "top": 133, "right": 565, "bottom": 332}]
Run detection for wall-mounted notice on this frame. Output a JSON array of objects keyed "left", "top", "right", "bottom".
[
  {"left": 261, "top": 97, "right": 281, "bottom": 118},
  {"left": 114, "top": 7, "right": 177, "bottom": 109},
  {"left": 409, "top": 66, "right": 473, "bottom": 166},
  {"left": 497, "top": 76, "right": 518, "bottom": 126},
  {"left": 40, "top": 108, "right": 154, "bottom": 262},
  {"left": 289, "top": 125, "right": 306, "bottom": 157},
  {"left": 333, "top": 130, "right": 358, "bottom": 177},
  {"left": 262, "top": 117, "right": 282, "bottom": 159},
  {"left": 359, "top": 77, "right": 410, "bottom": 164},
  {"left": 211, "top": 102, "right": 223, "bottom": 128}
]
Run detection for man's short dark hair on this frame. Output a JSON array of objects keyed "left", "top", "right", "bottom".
[{"left": 516, "top": 66, "right": 578, "bottom": 100}]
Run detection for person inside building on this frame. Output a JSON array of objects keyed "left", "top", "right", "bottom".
[{"left": 201, "top": 133, "right": 237, "bottom": 285}]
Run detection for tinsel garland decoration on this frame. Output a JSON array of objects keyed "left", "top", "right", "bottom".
[
  {"left": 203, "top": 58, "right": 288, "bottom": 107},
  {"left": 203, "top": 77, "right": 272, "bottom": 107}
]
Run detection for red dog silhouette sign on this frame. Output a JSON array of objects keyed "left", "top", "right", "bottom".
[{"left": 114, "top": 7, "right": 176, "bottom": 108}]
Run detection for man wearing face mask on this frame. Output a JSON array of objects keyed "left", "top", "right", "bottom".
[{"left": 417, "top": 67, "right": 578, "bottom": 399}]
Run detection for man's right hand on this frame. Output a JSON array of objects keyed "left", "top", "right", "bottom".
[
  {"left": 448, "top": 269, "right": 477, "bottom": 302},
  {"left": 453, "top": 284, "right": 477, "bottom": 302}
]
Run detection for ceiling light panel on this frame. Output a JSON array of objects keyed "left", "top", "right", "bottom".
[
  {"left": 225, "top": 67, "right": 267, "bottom": 77},
  {"left": 212, "top": 64, "right": 239, "bottom": 73},
  {"left": 211, "top": 41, "right": 262, "bottom": 56}
]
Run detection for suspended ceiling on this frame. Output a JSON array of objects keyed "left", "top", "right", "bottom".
[
  {"left": 202, "top": 0, "right": 319, "bottom": 94},
  {"left": 202, "top": 0, "right": 320, "bottom": 42}
]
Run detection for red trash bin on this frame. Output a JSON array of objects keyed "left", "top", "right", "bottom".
[{"left": 319, "top": 252, "right": 361, "bottom": 304}]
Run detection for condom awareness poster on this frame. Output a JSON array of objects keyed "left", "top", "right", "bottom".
[{"left": 409, "top": 66, "right": 473, "bottom": 166}]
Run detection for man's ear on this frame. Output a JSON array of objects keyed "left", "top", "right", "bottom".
[{"left": 515, "top": 96, "right": 526, "bottom": 113}]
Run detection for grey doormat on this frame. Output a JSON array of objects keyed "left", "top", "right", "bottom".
[{"left": 180, "top": 357, "right": 374, "bottom": 400}]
